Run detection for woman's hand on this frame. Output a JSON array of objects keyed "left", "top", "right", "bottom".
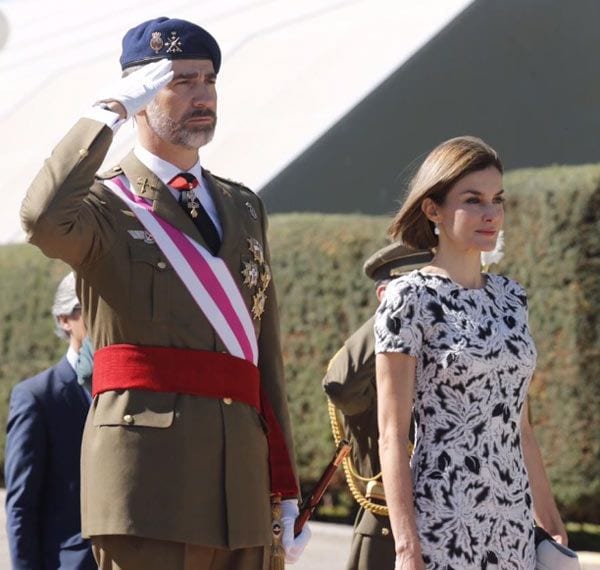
[
  {"left": 545, "top": 518, "right": 568, "bottom": 546},
  {"left": 395, "top": 551, "right": 426, "bottom": 570}
]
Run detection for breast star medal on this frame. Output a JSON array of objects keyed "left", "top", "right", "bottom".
[
  {"left": 242, "top": 238, "right": 270, "bottom": 319},
  {"left": 242, "top": 261, "right": 259, "bottom": 288},
  {"left": 260, "top": 264, "right": 271, "bottom": 290},
  {"left": 247, "top": 238, "right": 264, "bottom": 265},
  {"left": 252, "top": 290, "right": 266, "bottom": 320}
]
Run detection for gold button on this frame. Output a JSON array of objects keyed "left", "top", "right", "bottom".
[
  {"left": 223, "top": 397, "right": 233, "bottom": 405},
  {"left": 157, "top": 261, "right": 167, "bottom": 269},
  {"left": 78, "top": 148, "right": 89, "bottom": 158},
  {"left": 123, "top": 414, "right": 134, "bottom": 424},
  {"left": 381, "top": 527, "right": 390, "bottom": 536}
]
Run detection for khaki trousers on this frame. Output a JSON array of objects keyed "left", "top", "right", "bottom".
[
  {"left": 346, "top": 532, "right": 395, "bottom": 570},
  {"left": 92, "top": 536, "right": 268, "bottom": 570}
]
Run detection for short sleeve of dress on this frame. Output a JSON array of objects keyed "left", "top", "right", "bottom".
[
  {"left": 504, "top": 277, "right": 531, "bottom": 334},
  {"left": 374, "top": 278, "right": 422, "bottom": 356},
  {"left": 509, "top": 279, "right": 529, "bottom": 311}
]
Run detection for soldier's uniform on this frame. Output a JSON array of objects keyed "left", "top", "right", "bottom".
[
  {"left": 20, "top": 18, "right": 298, "bottom": 570},
  {"left": 322, "top": 243, "right": 432, "bottom": 570}
]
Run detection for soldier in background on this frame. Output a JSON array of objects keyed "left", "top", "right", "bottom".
[{"left": 322, "top": 243, "right": 432, "bottom": 570}]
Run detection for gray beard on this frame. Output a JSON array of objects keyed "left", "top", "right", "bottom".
[{"left": 145, "top": 101, "right": 216, "bottom": 149}]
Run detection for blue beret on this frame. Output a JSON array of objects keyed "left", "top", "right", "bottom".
[{"left": 120, "top": 17, "right": 221, "bottom": 73}]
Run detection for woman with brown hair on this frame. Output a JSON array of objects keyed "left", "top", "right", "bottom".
[{"left": 375, "top": 137, "right": 567, "bottom": 569}]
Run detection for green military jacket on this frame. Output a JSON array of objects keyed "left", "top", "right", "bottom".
[
  {"left": 20, "top": 118, "right": 297, "bottom": 549},
  {"left": 322, "top": 317, "right": 395, "bottom": 549}
]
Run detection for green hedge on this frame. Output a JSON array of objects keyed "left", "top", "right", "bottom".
[
  {"left": 0, "top": 162, "right": 598, "bottom": 522},
  {"left": 500, "top": 164, "right": 600, "bottom": 521}
]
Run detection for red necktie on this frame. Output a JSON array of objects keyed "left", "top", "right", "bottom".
[
  {"left": 169, "top": 172, "right": 199, "bottom": 192},
  {"left": 168, "top": 173, "right": 221, "bottom": 254}
]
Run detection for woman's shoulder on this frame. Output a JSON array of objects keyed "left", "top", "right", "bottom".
[
  {"left": 375, "top": 272, "right": 426, "bottom": 355},
  {"left": 384, "top": 270, "right": 429, "bottom": 297},
  {"left": 487, "top": 273, "right": 529, "bottom": 305},
  {"left": 378, "top": 270, "right": 436, "bottom": 314}
]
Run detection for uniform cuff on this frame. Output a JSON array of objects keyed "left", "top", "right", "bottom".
[{"left": 83, "top": 106, "right": 125, "bottom": 132}]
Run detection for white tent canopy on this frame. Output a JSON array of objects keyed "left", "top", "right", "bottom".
[{"left": 0, "top": 0, "right": 472, "bottom": 243}]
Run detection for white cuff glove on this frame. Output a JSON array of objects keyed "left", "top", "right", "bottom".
[
  {"left": 95, "top": 59, "right": 174, "bottom": 119},
  {"left": 280, "top": 499, "right": 311, "bottom": 564}
]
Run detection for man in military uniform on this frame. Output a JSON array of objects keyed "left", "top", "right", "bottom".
[
  {"left": 21, "top": 17, "right": 309, "bottom": 570},
  {"left": 322, "top": 243, "right": 432, "bottom": 570}
]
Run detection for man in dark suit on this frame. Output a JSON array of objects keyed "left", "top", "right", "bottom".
[{"left": 5, "top": 272, "right": 96, "bottom": 569}]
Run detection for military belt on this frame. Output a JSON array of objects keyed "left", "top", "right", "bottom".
[
  {"left": 94, "top": 344, "right": 298, "bottom": 497},
  {"left": 93, "top": 344, "right": 260, "bottom": 406}
]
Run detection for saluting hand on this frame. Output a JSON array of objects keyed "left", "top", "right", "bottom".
[{"left": 95, "top": 59, "right": 173, "bottom": 120}]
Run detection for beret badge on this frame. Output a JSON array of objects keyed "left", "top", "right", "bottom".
[
  {"left": 166, "top": 31, "right": 184, "bottom": 54},
  {"left": 150, "top": 31, "right": 164, "bottom": 54}
]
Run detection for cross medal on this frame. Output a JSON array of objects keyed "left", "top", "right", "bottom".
[{"left": 184, "top": 191, "right": 200, "bottom": 218}]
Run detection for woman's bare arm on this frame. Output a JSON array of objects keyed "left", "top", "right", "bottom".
[
  {"left": 521, "top": 399, "right": 568, "bottom": 544},
  {"left": 377, "top": 352, "right": 425, "bottom": 569}
]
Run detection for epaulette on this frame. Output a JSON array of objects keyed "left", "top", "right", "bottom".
[
  {"left": 208, "top": 171, "right": 255, "bottom": 195},
  {"left": 96, "top": 165, "right": 123, "bottom": 181}
]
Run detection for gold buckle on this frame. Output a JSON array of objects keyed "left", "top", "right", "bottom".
[{"left": 365, "top": 480, "right": 386, "bottom": 502}]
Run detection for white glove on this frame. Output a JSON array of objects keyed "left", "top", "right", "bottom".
[
  {"left": 280, "top": 499, "right": 311, "bottom": 564},
  {"left": 95, "top": 59, "right": 174, "bottom": 119}
]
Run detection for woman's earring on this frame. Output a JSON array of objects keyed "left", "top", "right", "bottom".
[{"left": 434, "top": 224, "right": 440, "bottom": 236}]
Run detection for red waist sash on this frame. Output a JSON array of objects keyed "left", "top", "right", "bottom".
[{"left": 93, "top": 344, "right": 298, "bottom": 497}]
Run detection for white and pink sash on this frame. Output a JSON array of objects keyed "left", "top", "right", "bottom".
[{"left": 104, "top": 176, "right": 259, "bottom": 365}]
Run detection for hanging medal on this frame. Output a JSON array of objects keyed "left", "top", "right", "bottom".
[{"left": 184, "top": 190, "right": 201, "bottom": 219}]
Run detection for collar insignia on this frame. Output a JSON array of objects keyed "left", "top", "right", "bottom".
[{"left": 136, "top": 177, "right": 152, "bottom": 194}]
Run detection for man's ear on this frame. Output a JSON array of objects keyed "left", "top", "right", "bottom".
[
  {"left": 57, "top": 315, "right": 72, "bottom": 335},
  {"left": 375, "top": 283, "right": 388, "bottom": 303},
  {"left": 421, "top": 197, "right": 439, "bottom": 223}
]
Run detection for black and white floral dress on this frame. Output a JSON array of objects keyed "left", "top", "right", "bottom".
[{"left": 375, "top": 270, "right": 536, "bottom": 570}]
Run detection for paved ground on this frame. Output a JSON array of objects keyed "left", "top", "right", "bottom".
[
  {"left": 0, "top": 491, "right": 598, "bottom": 569},
  {"left": 293, "top": 522, "right": 600, "bottom": 570},
  {"left": 294, "top": 521, "right": 353, "bottom": 570}
]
